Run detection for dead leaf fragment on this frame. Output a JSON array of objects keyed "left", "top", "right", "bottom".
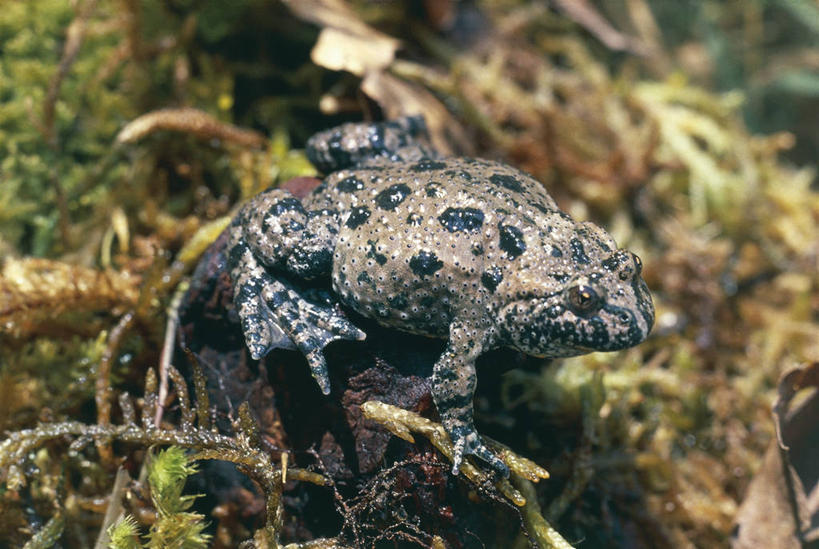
[
  {"left": 361, "top": 71, "right": 468, "bottom": 155},
  {"left": 312, "top": 27, "right": 397, "bottom": 76},
  {"left": 283, "top": 0, "right": 399, "bottom": 76},
  {"left": 733, "top": 362, "right": 819, "bottom": 549}
]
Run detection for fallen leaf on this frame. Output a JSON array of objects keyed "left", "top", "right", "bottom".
[
  {"left": 361, "top": 71, "right": 469, "bottom": 155},
  {"left": 311, "top": 26, "right": 397, "bottom": 76},
  {"left": 732, "top": 362, "right": 819, "bottom": 548},
  {"left": 283, "top": 0, "right": 399, "bottom": 76}
]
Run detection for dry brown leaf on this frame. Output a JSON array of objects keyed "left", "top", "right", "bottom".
[
  {"left": 361, "top": 71, "right": 469, "bottom": 155},
  {"left": 732, "top": 362, "right": 819, "bottom": 548},
  {"left": 0, "top": 258, "right": 140, "bottom": 337},
  {"left": 284, "top": 0, "right": 471, "bottom": 156},
  {"left": 283, "top": 0, "right": 399, "bottom": 76},
  {"left": 311, "top": 27, "right": 397, "bottom": 76}
]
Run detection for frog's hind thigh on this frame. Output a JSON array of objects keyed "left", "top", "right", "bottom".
[
  {"left": 305, "top": 116, "right": 435, "bottom": 172},
  {"left": 239, "top": 188, "right": 339, "bottom": 280},
  {"left": 227, "top": 188, "right": 365, "bottom": 393}
]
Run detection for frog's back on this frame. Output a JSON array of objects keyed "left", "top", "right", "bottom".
[
  {"left": 305, "top": 157, "right": 560, "bottom": 336},
  {"left": 308, "top": 157, "right": 558, "bottom": 214}
]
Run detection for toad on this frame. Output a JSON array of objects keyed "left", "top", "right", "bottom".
[{"left": 227, "top": 117, "right": 654, "bottom": 476}]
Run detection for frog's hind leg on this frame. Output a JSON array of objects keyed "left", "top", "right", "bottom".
[
  {"left": 306, "top": 116, "right": 437, "bottom": 173},
  {"left": 228, "top": 188, "right": 365, "bottom": 393},
  {"left": 259, "top": 274, "right": 364, "bottom": 394}
]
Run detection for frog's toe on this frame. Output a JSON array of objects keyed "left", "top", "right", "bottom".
[
  {"left": 316, "top": 311, "right": 367, "bottom": 342},
  {"left": 304, "top": 348, "right": 331, "bottom": 395},
  {"left": 451, "top": 429, "right": 510, "bottom": 478},
  {"left": 298, "top": 297, "right": 366, "bottom": 343},
  {"left": 262, "top": 286, "right": 366, "bottom": 393},
  {"left": 291, "top": 316, "right": 365, "bottom": 394},
  {"left": 467, "top": 442, "right": 510, "bottom": 478},
  {"left": 246, "top": 334, "right": 270, "bottom": 361},
  {"left": 237, "top": 292, "right": 299, "bottom": 360}
]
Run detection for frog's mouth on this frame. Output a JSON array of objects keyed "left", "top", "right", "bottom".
[
  {"left": 498, "top": 283, "right": 654, "bottom": 358},
  {"left": 529, "top": 306, "right": 650, "bottom": 356}
]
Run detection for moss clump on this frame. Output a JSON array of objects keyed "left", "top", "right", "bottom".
[{"left": 110, "top": 446, "right": 211, "bottom": 549}]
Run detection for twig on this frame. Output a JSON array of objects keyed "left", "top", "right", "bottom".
[
  {"left": 95, "top": 311, "right": 135, "bottom": 464},
  {"left": 155, "top": 282, "right": 189, "bottom": 427},
  {"left": 116, "top": 108, "right": 268, "bottom": 149},
  {"left": 552, "top": 0, "right": 648, "bottom": 56},
  {"left": 512, "top": 476, "right": 576, "bottom": 549}
]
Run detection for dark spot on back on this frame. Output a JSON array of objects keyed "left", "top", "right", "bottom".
[
  {"left": 409, "top": 251, "right": 443, "bottom": 278},
  {"left": 336, "top": 176, "right": 365, "bottom": 193},
  {"left": 549, "top": 272, "right": 571, "bottom": 283},
  {"left": 292, "top": 247, "right": 332, "bottom": 277},
  {"left": 420, "top": 295, "right": 437, "bottom": 308},
  {"left": 490, "top": 173, "right": 523, "bottom": 192},
  {"left": 357, "top": 271, "right": 372, "bottom": 285},
  {"left": 307, "top": 208, "right": 337, "bottom": 219},
  {"left": 407, "top": 213, "right": 423, "bottom": 226},
  {"left": 471, "top": 243, "right": 484, "bottom": 256},
  {"left": 411, "top": 159, "right": 447, "bottom": 172},
  {"left": 345, "top": 206, "right": 371, "bottom": 229},
  {"left": 481, "top": 266, "right": 503, "bottom": 293},
  {"left": 458, "top": 171, "right": 473, "bottom": 180},
  {"left": 375, "top": 183, "right": 411, "bottom": 211},
  {"left": 570, "top": 238, "right": 590, "bottom": 264},
  {"left": 285, "top": 220, "right": 304, "bottom": 233},
  {"left": 366, "top": 240, "right": 387, "bottom": 266},
  {"left": 551, "top": 246, "right": 563, "bottom": 258},
  {"left": 228, "top": 241, "right": 245, "bottom": 266},
  {"left": 322, "top": 131, "right": 350, "bottom": 171},
  {"left": 601, "top": 252, "right": 625, "bottom": 271},
  {"left": 531, "top": 202, "right": 551, "bottom": 215},
  {"left": 438, "top": 207, "right": 485, "bottom": 233},
  {"left": 268, "top": 197, "right": 305, "bottom": 217},
  {"left": 425, "top": 182, "right": 444, "bottom": 198},
  {"left": 498, "top": 224, "right": 526, "bottom": 259},
  {"left": 388, "top": 293, "right": 408, "bottom": 310}
]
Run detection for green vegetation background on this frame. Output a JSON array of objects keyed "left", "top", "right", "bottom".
[{"left": 1, "top": 0, "right": 817, "bottom": 547}]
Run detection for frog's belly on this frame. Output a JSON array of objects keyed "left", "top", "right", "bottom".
[{"left": 330, "top": 222, "right": 480, "bottom": 338}]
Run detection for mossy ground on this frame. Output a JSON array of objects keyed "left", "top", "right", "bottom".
[{"left": 1, "top": 1, "right": 817, "bottom": 547}]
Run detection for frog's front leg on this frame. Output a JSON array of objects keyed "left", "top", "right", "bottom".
[
  {"left": 228, "top": 188, "right": 365, "bottom": 394},
  {"left": 433, "top": 322, "right": 509, "bottom": 477}
]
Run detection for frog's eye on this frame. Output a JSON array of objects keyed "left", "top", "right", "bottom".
[{"left": 566, "top": 284, "right": 603, "bottom": 317}]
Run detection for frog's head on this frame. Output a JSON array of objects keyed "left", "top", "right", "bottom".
[{"left": 497, "top": 223, "right": 654, "bottom": 358}]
